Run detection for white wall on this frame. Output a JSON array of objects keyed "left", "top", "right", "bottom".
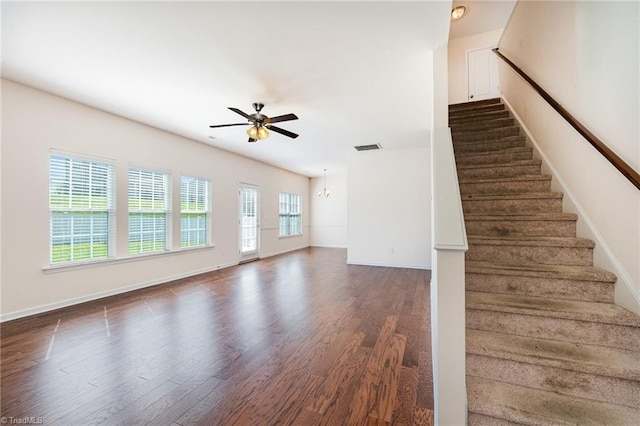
[
  {"left": 499, "top": 1, "right": 640, "bottom": 313},
  {"left": 309, "top": 171, "right": 347, "bottom": 248},
  {"left": 347, "top": 148, "right": 431, "bottom": 269},
  {"left": 448, "top": 29, "right": 504, "bottom": 105},
  {"left": 1, "top": 80, "right": 310, "bottom": 320}
]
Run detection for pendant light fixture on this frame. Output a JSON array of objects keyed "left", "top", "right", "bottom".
[{"left": 318, "top": 169, "right": 330, "bottom": 198}]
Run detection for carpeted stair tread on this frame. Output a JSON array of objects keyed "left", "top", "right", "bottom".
[
  {"left": 449, "top": 102, "right": 505, "bottom": 115},
  {"left": 462, "top": 192, "right": 563, "bottom": 202},
  {"left": 451, "top": 118, "right": 515, "bottom": 132},
  {"left": 452, "top": 126, "right": 521, "bottom": 142},
  {"left": 467, "top": 329, "right": 640, "bottom": 381},
  {"left": 454, "top": 140, "right": 527, "bottom": 155},
  {"left": 457, "top": 159, "right": 541, "bottom": 171},
  {"left": 467, "top": 376, "right": 640, "bottom": 425},
  {"left": 449, "top": 97, "right": 502, "bottom": 110},
  {"left": 464, "top": 212, "right": 577, "bottom": 222},
  {"left": 468, "top": 235, "right": 594, "bottom": 247},
  {"left": 460, "top": 174, "right": 550, "bottom": 183},
  {"left": 455, "top": 147, "right": 533, "bottom": 165},
  {"left": 466, "top": 260, "right": 616, "bottom": 282},
  {"left": 467, "top": 291, "right": 640, "bottom": 327},
  {"left": 449, "top": 110, "right": 511, "bottom": 125},
  {"left": 462, "top": 192, "right": 564, "bottom": 213}
]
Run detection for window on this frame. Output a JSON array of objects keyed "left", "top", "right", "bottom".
[
  {"left": 128, "top": 168, "right": 171, "bottom": 254},
  {"left": 180, "top": 176, "right": 210, "bottom": 248},
  {"left": 49, "top": 154, "right": 115, "bottom": 265},
  {"left": 279, "top": 192, "right": 302, "bottom": 236}
]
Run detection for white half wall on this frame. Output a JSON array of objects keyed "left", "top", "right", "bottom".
[
  {"left": 448, "top": 29, "right": 504, "bottom": 105},
  {"left": 1, "top": 80, "right": 310, "bottom": 320},
  {"left": 310, "top": 171, "right": 347, "bottom": 248},
  {"left": 499, "top": 1, "right": 640, "bottom": 313},
  {"left": 347, "top": 147, "right": 431, "bottom": 269}
]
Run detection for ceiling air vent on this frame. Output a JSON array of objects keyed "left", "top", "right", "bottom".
[{"left": 354, "top": 143, "right": 382, "bottom": 152}]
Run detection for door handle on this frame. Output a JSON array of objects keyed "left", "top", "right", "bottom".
[{"left": 470, "top": 95, "right": 474, "bottom": 99}]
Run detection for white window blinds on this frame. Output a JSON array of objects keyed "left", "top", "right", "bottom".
[
  {"left": 128, "top": 168, "right": 171, "bottom": 254},
  {"left": 180, "top": 176, "right": 210, "bottom": 248},
  {"left": 49, "top": 154, "right": 115, "bottom": 265},
  {"left": 279, "top": 192, "right": 301, "bottom": 236}
]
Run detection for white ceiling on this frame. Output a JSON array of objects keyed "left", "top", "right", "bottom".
[
  {"left": 2, "top": 1, "right": 511, "bottom": 178},
  {"left": 449, "top": 0, "right": 516, "bottom": 40}
]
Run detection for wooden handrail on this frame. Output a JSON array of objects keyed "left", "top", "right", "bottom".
[{"left": 493, "top": 48, "right": 640, "bottom": 191}]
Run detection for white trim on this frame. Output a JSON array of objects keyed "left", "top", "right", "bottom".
[
  {"left": 346, "top": 260, "right": 430, "bottom": 270},
  {"left": 431, "top": 127, "right": 468, "bottom": 251},
  {"left": 3, "top": 261, "right": 237, "bottom": 322},
  {"left": 50, "top": 148, "right": 116, "bottom": 164},
  {"left": 502, "top": 96, "right": 640, "bottom": 315},
  {"left": 310, "top": 244, "right": 347, "bottom": 249},
  {"left": 43, "top": 244, "right": 215, "bottom": 273},
  {"left": 259, "top": 244, "right": 310, "bottom": 259}
]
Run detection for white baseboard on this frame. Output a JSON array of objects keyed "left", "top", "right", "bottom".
[
  {"left": 503, "top": 96, "right": 640, "bottom": 315},
  {"left": 259, "top": 245, "right": 310, "bottom": 259},
  {"left": 0, "top": 261, "right": 238, "bottom": 323},
  {"left": 346, "top": 259, "right": 431, "bottom": 270}
]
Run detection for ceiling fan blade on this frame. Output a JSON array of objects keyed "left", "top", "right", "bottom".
[
  {"left": 248, "top": 137, "right": 257, "bottom": 143},
  {"left": 265, "top": 113, "right": 298, "bottom": 124},
  {"left": 228, "top": 107, "right": 252, "bottom": 120},
  {"left": 209, "top": 123, "right": 249, "bottom": 128},
  {"left": 266, "top": 125, "right": 299, "bottom": 139}
]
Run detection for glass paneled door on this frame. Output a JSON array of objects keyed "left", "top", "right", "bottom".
[{"left": 239, "top": 184, "right": 259, "bottom": 261}]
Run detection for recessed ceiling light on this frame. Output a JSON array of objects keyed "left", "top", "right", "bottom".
[{"left": 451, "top": 5, "right": 466, "bottom": 20}]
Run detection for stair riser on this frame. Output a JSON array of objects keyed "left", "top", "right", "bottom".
[
  {"left": 467, "top": 413, "right": 520, "bottom": 426},
  {"left": 454, "top": 138, "right": 526, "bottom": 154},
  {"left": 450, "top": 103, "right": 505, "bottom": 116},
  {"left": 466, "top": 243, "right": 593, "bottom": 266},
  {"left": 457, "top": 164, "right": 541, "bottom": 179},
  {"left": 451, "top": 118, "right": 515, "bottom": 132},
  {"left": 462, "top": 198, "right": 563, "bottom": 214},
  {"left": 450, "top": 98, "right": 502, "bottom": 110},
  {"left": 467, "top": 310, "right": 640, "bottom": 351},
  {"left": 460, "top": 180, "right": 551, "bottom": 195},
  {"left": 450, "top": 110, "right": 511, "bottom": 125},
  {"left": 453, "top": 128, "right": 520, "bottom": 142},
  {"left": 466, "top": 273, "right": 615, "bottom": 303},
  {"left": 456, "top": 150, "right": 533, "bottom": 166},
  {"left": 467, "top": 354, "right": 640, "bottom": 408},
  {"left": 465, "top": 219, "right": 576, "bottom": 238}
]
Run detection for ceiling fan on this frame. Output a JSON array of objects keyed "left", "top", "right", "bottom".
[{"left": 209, "top": 103, "right": 299, "bottom": 142}]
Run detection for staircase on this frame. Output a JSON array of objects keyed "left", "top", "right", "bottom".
[{"left": 449, "top": 98, "right": 640, "bottom": 425}]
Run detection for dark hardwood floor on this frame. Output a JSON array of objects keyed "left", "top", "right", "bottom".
[{"left": 1, "top": 248, "right": 433, "bottom": 425}]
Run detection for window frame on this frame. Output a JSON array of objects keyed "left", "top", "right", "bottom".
[
  {"left": 278, "top": 192, "right": 302, "bottom": 237},
  {"left": 180, "top": 175, "right": 211, "bottom": 249},
  {"left": 127, "top": 167, "right": 172, "bottom": 255},
  {"left": 49, "top": 152, "right": 116, "bottom": 266}
]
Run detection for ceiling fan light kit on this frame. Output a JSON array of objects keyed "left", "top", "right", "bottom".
[
  {"left": 246, "top": 124, "right": 269, "bottom": 140},
  {"left": 209, "top": 103, "right": 299, "bottom": 143}
]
